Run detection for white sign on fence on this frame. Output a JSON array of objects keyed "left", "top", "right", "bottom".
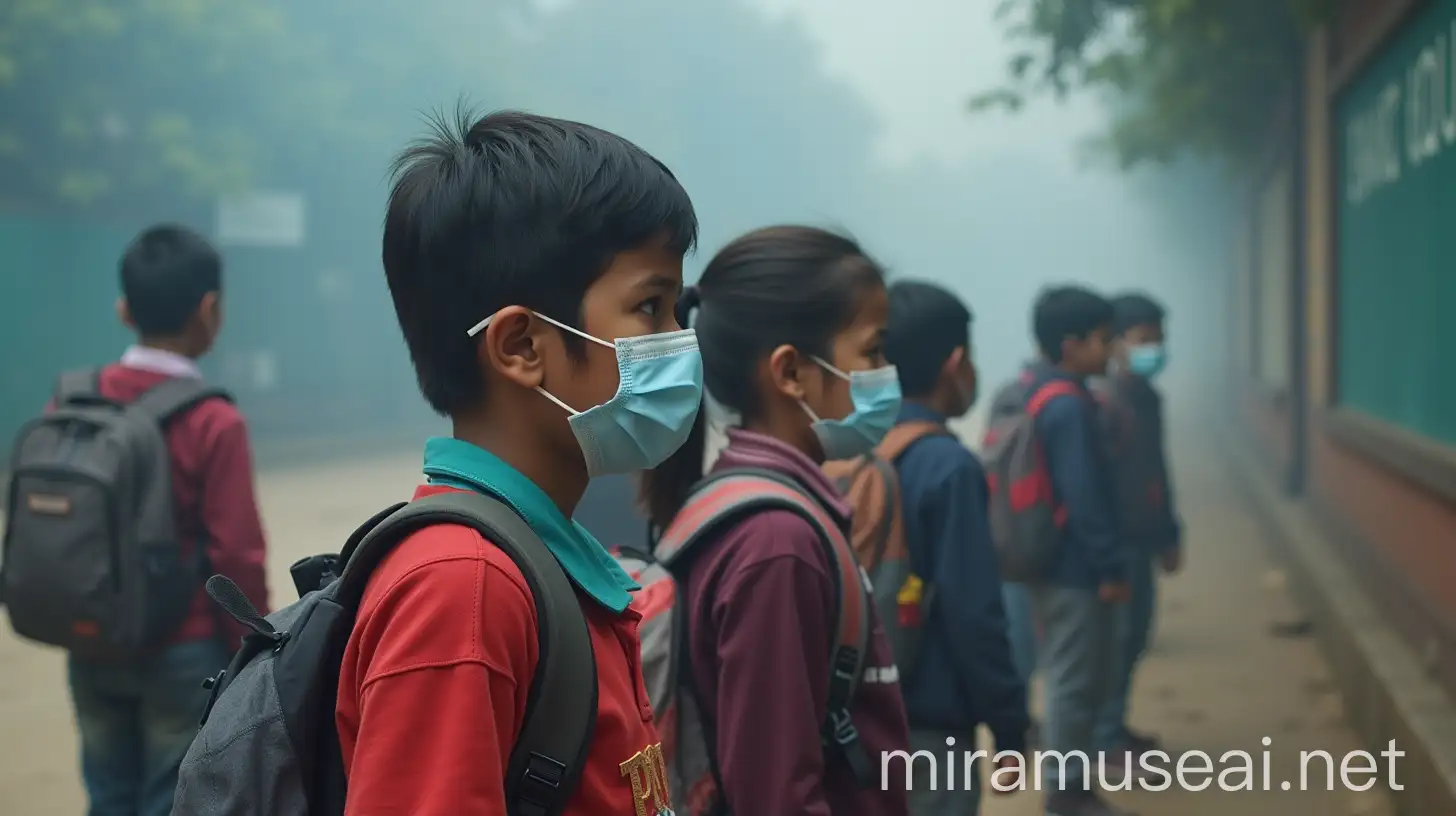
[{"left": 216, "top": 191, "right": 306, "bottom": 247}]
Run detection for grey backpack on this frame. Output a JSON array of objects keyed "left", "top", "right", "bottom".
[
  {"left": 982, "top": 375, "right": 1081, "bottom": 583},
  {"left": 172, "top": 491, "right": 597, "bottom": 816},
  {"left": 2, "top": 368, "right": 230, "bottom": 658}
]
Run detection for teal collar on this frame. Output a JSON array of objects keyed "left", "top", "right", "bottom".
[{"left": 421, "top": 437, "right": 638, "bottom": 613}]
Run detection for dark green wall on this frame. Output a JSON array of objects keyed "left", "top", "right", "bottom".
[
  {"left": 1, "top": 208, "right": 437, "bottom": 463},
  {"left": 1335, "top": 0, "right": 1456, "bottom": 445},
  {"left": 0, "top": 214, "right": 134, "bottom": 448}
]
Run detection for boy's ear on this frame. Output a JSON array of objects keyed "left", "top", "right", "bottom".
[
  {"left": 196, "top": 292, "right": 222, "bottom": 336},
  {"left": 766, "top": 343, "right": 808, "bottom": 401},
  {"left": 479, "top": 306, "right": 548, "bottom": 389},
  {"left": 941, "top": 345, "right": 966, "bottom": 380},
  {"left": 116, "top": 297, "right": 134, "bottom": 329}
]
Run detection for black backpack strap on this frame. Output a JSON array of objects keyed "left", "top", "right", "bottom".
[
  {"left": 336, "top": 491, "right": 597, "bottom": 816},
  {"left": 656, "top": 467, "right": 875, "bottom": 787},
  {"left": 53, "top": 368, "right": 102, "bottom": 407},
  {"left": 127, "top": 377, "right": 233, "bottom": 425}
]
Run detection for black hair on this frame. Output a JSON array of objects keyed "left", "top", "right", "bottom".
[
  {"left": 383, "top": 107, "right": 698, "bottom": 415},
  {"left": 640, "top": 226, "right": 886, "bottom": 528},
  {"left": 885, "top": 280, "right": 972, "bottom": 398},
  {"left": 1032, "top": 285, "right": 1115, "bottom": 363},
  {"left": 119, "top": 224, "right": 222, "bottom": 336},
  {"left": 1111, "top": 291, "right": 1167, "bottom": 336}
]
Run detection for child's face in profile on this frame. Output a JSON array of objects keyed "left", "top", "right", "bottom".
[
  {"left": 1063, "top": 324, "right": 1113, "bottom": 377},
  {"left": 1123, "top": 322, "right": 1166, "bottom": 347},
  {"left": 561, "top": 234, "right": 687, "bottom": 415},
  {"left": 1115, "top": 321, "right": 1166, "bottom": 363},
  {"left": 809, "top": 283, "right": 890, "bottom": 424}
]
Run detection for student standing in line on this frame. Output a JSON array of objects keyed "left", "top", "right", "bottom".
[
  {"left": 640, "top": 226, "right": 912, "bottom": 816},
  {"left": 882, "top": 280, "right": 1028, "bottom": 816},
  {"left": 1093, "top": 292, "right": 1183, "bottom": 773},
  {"left": 1020, "top": 286, "right": 1129, "bottom": 816},
  {"left": 335, "top": 110, "right": 701, "bottom": 815},
  {"left": 1004, "top": 581, "right": 1040, "bottom": 714},
  {"left": 58, "top": 225, "right": 269, "bottom": 816}
]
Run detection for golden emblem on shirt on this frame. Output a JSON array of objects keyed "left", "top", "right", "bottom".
[{"left": 620, "top": 741, "right": 674, "bottom": 816}]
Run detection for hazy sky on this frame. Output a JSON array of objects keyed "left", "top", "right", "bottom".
[
  {"left": 532, "top": 0, "right": 1102, "bottom": 171},
  {"left": 514, "top": 0, "right": 1226, "bottom": 402},
  {"left": 747, "top": 0, "right": 1103, "bottom": 170}
]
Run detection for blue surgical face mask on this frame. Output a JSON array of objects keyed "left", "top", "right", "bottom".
[
  {"left": 801, "top": 356, "right": 903, "bottom": 461},
  {"left": 467, "top": 312, "right": 703, "bottom": 477},
  {"left": 1127, "top": 343, "right": 1168, "bottom": 379}
]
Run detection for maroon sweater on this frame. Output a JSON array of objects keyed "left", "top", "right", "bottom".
[
  {"left": 95, "top": 364, "right": 270, "bottom": 648},
  {"left": 683, "top": 429, "right": 911, "bottom": 816}
]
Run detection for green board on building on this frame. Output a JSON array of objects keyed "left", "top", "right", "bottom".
[
  {"left": 0, "top": 214, "right": 134, "bottom": 449},
  {"left": 1336, "top": 0, "right": 1456, "bottom": 447}
]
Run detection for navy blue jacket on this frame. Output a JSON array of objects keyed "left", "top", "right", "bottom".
[
  {"left": 893, "top": 403, "right": 1029, "bottom": 752},
  {"left": 1095, "top": 372, "right": 1182, "bottom": 553},
  {"left": 1026, "top": 362, "right": 1126, "bottom": 588}
]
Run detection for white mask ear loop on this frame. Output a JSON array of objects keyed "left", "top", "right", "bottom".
[
  {"left": 466, "top": 310, "right": 616, "bottom": 350},
  {"left": 465, "top": 311, "right": 617, "bottom": 416},
  {"left": 810, "top": 355, "right": 851, "bottom": 381},
  {"left": 799, "top": 355, "right": 848, "bottom": 423},
  {"left": 535, "top": 387, "right": 581, "bottom": 416}
]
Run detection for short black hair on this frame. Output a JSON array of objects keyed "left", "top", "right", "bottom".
[
  {"left": 1032, "top": 285, "right": 1114, "bottom": 362},
  {"left": 119, "top": 224, "right": 222, "bottom": 336},
  {"left": 885, "top": 280, "right": 972, "bottom": 398},
  {"left": 383, "top": 108, "right": 698, "bottom": 415},
  {"left": 1111, "top": 291, "right": 1166, "bottom": 336}
]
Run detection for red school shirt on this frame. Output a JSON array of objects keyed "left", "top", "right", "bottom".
[{"left": 335, "top": 484, "right": 672, "bottom": 816}]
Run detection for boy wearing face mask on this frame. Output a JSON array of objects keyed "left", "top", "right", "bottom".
[
  {"left": 335, "top": 111, "right": 702, "bottom": 816},
  {"left": 1092, "top": 292, "right": 1182, "bottom": 772},
  {"left": 883, "top": 281, "right": 1029, "bottom": 816}
]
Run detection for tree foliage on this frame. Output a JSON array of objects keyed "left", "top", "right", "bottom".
[
  {"left": 1, "top": 1, "right": 293, "bottom": 214},
  {"left": 974, "top": 0, "right": 1339, "bottom": 169},
  {"left": 0, "top": 0, "right": 530, "bottom": 218}
]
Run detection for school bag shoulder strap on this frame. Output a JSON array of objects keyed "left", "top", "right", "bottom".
[
  {"left": 827, "top": 421, "right": 955, "bottom": 573},
  {"left": 127, "top": 377, "right": 234, "bottom": 425},
  {"left": 337, "top": 491, "right": 597, "bottom": 816},
  {"left": 1026, "top": 378, "right": 1082, "bottom": 417},
  {"left": 875, "top": 419, "right": 955, "bottom": 462},
  {"left": 655, "top": 467, "right": 875, "bottom": 786}
]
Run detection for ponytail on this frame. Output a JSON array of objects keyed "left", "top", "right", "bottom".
[
  {"left": 638, "top": 400, "right": 706, "bottom": 530},
  {"left": 639, "top": 284, "right": 707, "bottom": 529}
]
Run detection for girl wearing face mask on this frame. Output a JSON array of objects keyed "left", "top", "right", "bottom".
[{"left": 640, "top": 226, "right": 912, "bottom": 816}]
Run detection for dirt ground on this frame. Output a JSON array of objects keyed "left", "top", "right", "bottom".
[{"left": 0, "top": 438, "right": 1398, "bottom": 815}]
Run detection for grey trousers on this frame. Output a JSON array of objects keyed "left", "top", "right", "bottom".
[
  {"left": 1026, "top": 585, "right": 1121, "bottom": 793},
  {"left": 906, "top": 729, "right": 983, "bottom": 816},
  {"left": 1095, "top": 553, "right": 1159, "bottom": 750}
]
